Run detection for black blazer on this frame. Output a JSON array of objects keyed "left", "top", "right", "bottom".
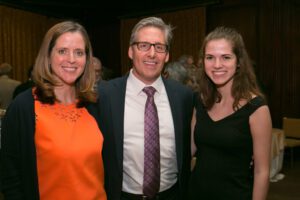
[
  {"left": 0, "top": 89, "right": 101, "bottom": 200},
  {"left": 97, "top": 75, "right": 194, "bottom": 200}
]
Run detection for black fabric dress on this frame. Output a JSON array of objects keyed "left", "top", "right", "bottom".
[{"left": 188, "top": 96, "right": 266, "bottom": 200}]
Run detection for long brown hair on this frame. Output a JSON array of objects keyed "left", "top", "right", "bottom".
[
  {"left": 197, "top": 26, "right": 264, "bottom": 110},
  {"left": 32, "top": 21, "right": 96, "bottom": 106}
]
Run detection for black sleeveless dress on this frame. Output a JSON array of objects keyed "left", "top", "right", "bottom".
[{"left": 188, "top": 96, "right": 266, "bottom": 200}]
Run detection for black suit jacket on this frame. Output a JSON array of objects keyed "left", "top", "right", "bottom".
[{"left": 97, "top": 75, "right": 194, "bottom": 200}]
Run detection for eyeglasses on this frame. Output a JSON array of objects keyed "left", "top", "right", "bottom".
[{"left": 132, "top": 42, "right": 169, "bottom": 53}]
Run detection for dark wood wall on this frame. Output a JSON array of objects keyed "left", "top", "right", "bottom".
[
  {"left": 1, "top": 0, "right": 299, "bottom": 128},
  {"left": 118, "top": 7, "right": 206, "bottom": 75},
  {"left": 204, "top": 0, "right": 300, "bottom": 128},
  {"left": 0, "top": 5, "right": 59, "bottom": 82},
  {"left": 86, "top": 20, "right": 122, "bottom": 78},
  {"left": 86, "top": 0, "right": 300, "bottom": 128}
]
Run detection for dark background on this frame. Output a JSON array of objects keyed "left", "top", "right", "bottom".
[{"left": 0, "top": 0, "right": 299, "bottom": 128}]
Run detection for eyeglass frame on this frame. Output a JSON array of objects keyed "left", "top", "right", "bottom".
[{"left": 131, "top": 42, "right": 169, "bottom": 53}]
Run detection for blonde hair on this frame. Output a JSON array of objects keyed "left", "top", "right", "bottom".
[{"left": 32, "top": 21, "right": 96, "bottom": 106}]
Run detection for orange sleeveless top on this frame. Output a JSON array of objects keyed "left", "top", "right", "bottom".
[{"left": 35, "top": 100, "right": 106, "bottom": 200}]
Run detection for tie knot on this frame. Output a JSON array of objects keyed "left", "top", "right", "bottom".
[{"left": 143, "top": 86, "right": 156, "bottom": 97}]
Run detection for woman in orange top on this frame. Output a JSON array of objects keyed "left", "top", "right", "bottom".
[{"left": 1, "top": 21, "right": 106, "bottom": 200}]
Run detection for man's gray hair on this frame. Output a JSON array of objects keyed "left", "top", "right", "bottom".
[{"left": 129, "top": 17, "right": 174, "bottom": 47}]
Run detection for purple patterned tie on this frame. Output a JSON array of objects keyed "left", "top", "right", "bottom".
[{"left": 142, "top": 86, "right": 160, "bottom": 198}]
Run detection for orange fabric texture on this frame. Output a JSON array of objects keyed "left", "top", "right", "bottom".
[{"left": 35, "top": 100, "right": 106, "bottom": 200}]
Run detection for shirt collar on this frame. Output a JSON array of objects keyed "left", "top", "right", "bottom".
[{"left": 127, "top": 69, "right": 164, "bottom": 96}]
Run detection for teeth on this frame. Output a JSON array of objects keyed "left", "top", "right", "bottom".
[
  {"left": 144, "top": 61, "right": 156, "bottom": 65},
  {"left": 213, "top": 71, "right": 225, "bottom": 75},
  {"left": 63, "top": 67, "right": 76, "bottom": 72}
]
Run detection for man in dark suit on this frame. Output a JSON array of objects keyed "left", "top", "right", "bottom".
[{"left": 98, "top": 17, "right": 194, "bottom": 200}]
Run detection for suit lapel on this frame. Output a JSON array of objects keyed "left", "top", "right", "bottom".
[
  {"left": 163, "top": 79, "right": 183, "bottom": 172},
  {"left": 110, "top": 76, "right": 127, "bottom": 171},
  {"left": 110, "top": 77, "right": 184, "bottom": 173}
]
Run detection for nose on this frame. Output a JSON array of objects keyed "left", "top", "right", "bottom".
[
  {"left": 148, "top": 45, "right": 156, "bottom": 57},
  {"left": 214, "top": 58, "right": 222, "bottom": 68},
  {"left": 67, "top": 52, "right": 76, "bottom": 63}
]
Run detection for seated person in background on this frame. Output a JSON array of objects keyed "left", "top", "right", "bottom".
[
  {"left": 177, "top": 54, "right": 200, "bottom": 92},
  {"left": 0, "top": 62, "right": 21, "bottom": 109},
  {"left": 178, "top": 54, "right": 194, "bottom": 66},
  {"left": 92, "top": 56, "right": 102, "bottom": 82},
  {"left": 13, "top": 65, "right": 35, "bottom": 99},
  {"left": 91, "top": 57, "right": 118, "bottom": 82},
  {"left": 163, "top": 61, "right": 189, "bottom": 85}
]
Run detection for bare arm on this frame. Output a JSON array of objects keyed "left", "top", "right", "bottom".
[
  {"left": 250, "top": 105, "right": 272, "bottom": 200},
  {"left": 191, "top": 108, "right": 197, "bottom": 156},
  {"left": 190, "top": 108, "right": 197, "bottom": 171}
]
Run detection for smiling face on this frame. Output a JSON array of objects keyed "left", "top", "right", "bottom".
[
  {"left": 50, "top": 31, "right": 86, "bottom": 87},
  {"left": 128, "top": 26, "right": 169, "bottom": 85},
  {"left": 204, "top": 38, "right": 237, "bottom": 89}
]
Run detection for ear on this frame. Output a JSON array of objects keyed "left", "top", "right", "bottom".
[
  {"left": 164, "top": 53, "right": 169, "bottom": 63},
  {"left": 128, "top": 46, "right": 133, "bottom": 59}
]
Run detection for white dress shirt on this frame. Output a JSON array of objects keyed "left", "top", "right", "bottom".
[{"left": 122, "top": 69, "right": 178, "bottom": 194}]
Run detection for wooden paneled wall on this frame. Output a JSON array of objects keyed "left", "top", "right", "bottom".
[
  {"left": 0, "top": 5, "right": 59, "bottom": 82},
  {"left": 119, "top": 7, "right": 206, "bottom": 75},
  {"left": 1, "top": 0, "right": 299, "bottom": 128},
  {"left": 206, "top": 0, "right": 300, "bottom": 128}
]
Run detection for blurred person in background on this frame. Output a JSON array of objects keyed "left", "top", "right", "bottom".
[
  {"left": 0, "top": 62, "right": 21, "bottom": 109},
  {"left": 13, "top": 65, "right": 35, "bottom": 99},
  {"left": 177, "top": 55, "right": 199, "bottom": 92},
  {"left": 92, "top": 56, "right": 102, "bottom": 82},
  {"left": 163, "top": 61, "right": 188, "bottom": 85}
]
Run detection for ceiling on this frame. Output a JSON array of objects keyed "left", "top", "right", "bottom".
[{"left": 0, "top": 0, "right": 221, "bottom": 21}]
